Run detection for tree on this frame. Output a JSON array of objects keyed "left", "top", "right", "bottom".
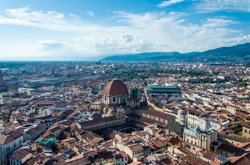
[{"left": 130, "top": 88, "right": 139, "bottom": 99}]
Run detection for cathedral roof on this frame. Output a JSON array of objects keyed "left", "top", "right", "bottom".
[{"left": 103, "top": 79, "right": 128, "bottom": 96}]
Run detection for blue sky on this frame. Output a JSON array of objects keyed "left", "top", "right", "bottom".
[{"left": 0, "top": 0, "right": 250, "bottom": 60}]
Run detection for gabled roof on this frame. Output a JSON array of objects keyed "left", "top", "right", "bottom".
[
  {"left": 0, "top": 134, "right": 14, "bottom": 145},
  {"left": 0, "top": 129, "right": 23, "bottom": 145},
  {"left": 11, "top": 149, "right": 31, "bottom": 161}
]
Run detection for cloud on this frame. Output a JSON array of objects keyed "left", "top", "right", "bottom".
[
  {"left": 36, "top": 40, "right": 89, "bottom": 61},
  {"left": 4, "top": 6, "right": 65, "bottom": 25},
  {"left": 6, "top": 6, "right": 64, "bottom": 20},
  {"left": 0, "top": 6, "right": 249, "bottom": 60},
  {"left": 39, "top": 40, "right": 65, "bottom": 51},
  {"left": 122, "top": 34, "right": 133, "bottom": 42},
  {"left": 158, "top": 0, "right": 186, "bottom": 7},
  {"left": 225, "top": 34, "right": 250, "bottom": 43},
  {"left": 0, "top": 6, "right": 100, "bottom": 32},
  {"left": 197, "top": 0, "right": 250, "bottom": 12},
  {"left": 94, "top": 37, "right": 154, "bottom": 54},
  {"left": 93, "top": 12, "right": 241, "bottom": 53},
  {"left": 202, "top": 18, "right": 237, "bottom": 28},
  {"left": 86, "top": 11, "right": 95, "bottom": 17}
]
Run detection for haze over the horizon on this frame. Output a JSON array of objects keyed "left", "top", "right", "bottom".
[{"left": 0, "top": 0, "right": 250, "bottom": 61}]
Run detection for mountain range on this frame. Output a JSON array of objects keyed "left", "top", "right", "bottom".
[{"left": 101, "top": 43, "right": 250, "bottom": 63}]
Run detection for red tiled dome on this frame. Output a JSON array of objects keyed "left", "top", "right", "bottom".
[{"left": 103, "top": 79, "right": 129, "bottom": 96}]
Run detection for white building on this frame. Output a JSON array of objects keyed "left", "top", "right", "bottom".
[
  {"left": 183, "top": 126, "right": 217, "bottom": 152},
  {"left": 186, "top": 110, "right": 229, "bottom": 132},
  {"left": 0, "top": 130, "right": 24, "bottom": 165}
]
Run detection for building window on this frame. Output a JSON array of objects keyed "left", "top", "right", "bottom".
[{"left": 113, "top": 97, "right": 116, "bottom": 102}]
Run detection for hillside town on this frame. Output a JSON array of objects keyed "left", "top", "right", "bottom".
[{"left": 0, "top": 62, "right": 250, "bottom": 165}]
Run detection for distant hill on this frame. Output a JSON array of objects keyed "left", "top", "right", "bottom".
[
  {"left": 101, "top": 43, "right": 250, "bottom": 63},
  {"left": 191, "top": 43, "right": 250, "bottom": 62}
]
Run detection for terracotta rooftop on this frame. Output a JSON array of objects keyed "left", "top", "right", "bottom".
[
  {"left": 0, "top": 134, "right": 14, "bottom": 145},
  {"left": 220, "top": 133, "right": 250, "bottom": 143},
  {"left": 181, "top": 155, "right": 209, "bottom": 165},
  {"left": 0, "top": 128, "right": 23, "bottom": 145},
  {"left": 103, "top": 79, "right": 129, "bottom": 96},
  {"left": 229, "top": 152, "right": 250, "bottom": 164},
  {"left": 128, "top": 144, "right": 143, "bottom": 153},
  {"left": 11, "top": 149, "right": 31, "bottom": 161}
]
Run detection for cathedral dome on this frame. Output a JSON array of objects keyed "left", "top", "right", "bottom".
[{"left": 103, "top": 79, "right": 128, "bottom": 96}]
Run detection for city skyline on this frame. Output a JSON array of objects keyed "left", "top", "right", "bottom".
[
  {"left": 0, "top": 61, "right": 249, "bottom": 165},
  {"left": 0, "top": 0, "right": 250, "bottom": 60},
  {"left": 1, "top": 1, "right": 250, "bottom": 164}
]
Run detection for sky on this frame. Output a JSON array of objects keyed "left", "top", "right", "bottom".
[{"left": 0, "top": 0, "right": 250, "bottom": 61}]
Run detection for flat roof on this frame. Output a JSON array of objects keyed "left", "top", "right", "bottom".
[{"left": 146, "top": 85, "right": 181, "bottom": 94}]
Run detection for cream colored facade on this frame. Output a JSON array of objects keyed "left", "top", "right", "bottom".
[
  {"left": 226, "top": 105, "right": 237, "bottom": 115},
  {"left": 222, "top": 137, "right": 249, "bottom": 148},
  {"left": 245, "top": 103, "right": 250, "bottom": 112},
  {"left": 242, "top": 126, "right": 250, "bottom": 139},
  {"left": 168, "top": 146, "right": 186, "bottom": 158},
  {"left": 116, "top": 143, "right": 144, "bottom": 161},
  {"left": 186, "top": 113, "right": 200, "bottom": 127},
  {"left": 102, "top": 94, "right": 128, "bottom": 105},
  {"left": 187, "top": 111, "right": 229, "bottom": 132},
  {"left": 183, "top": 127, "right": 217, "bottom": 152}
]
